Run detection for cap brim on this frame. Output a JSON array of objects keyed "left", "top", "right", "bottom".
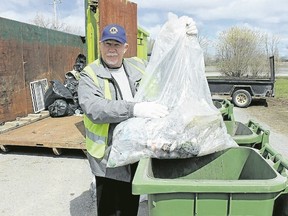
[{"left": 101, "top": 36, "right": 126, "bottom": 44}]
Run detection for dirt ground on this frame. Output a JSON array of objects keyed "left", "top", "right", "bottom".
[{"left": 244, "top": 98, "right": 288, "bottom": 135}]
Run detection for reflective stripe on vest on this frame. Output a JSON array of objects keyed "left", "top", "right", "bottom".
[{"left": 83, "top": 60, "right": 112, "bottom": 158}]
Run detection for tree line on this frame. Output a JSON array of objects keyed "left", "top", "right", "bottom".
[{"left": 31, "top": 13, "right": 281, "bottom": 78}]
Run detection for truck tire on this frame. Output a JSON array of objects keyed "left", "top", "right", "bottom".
[{"left": 232, "top": 89, "right": 252, "bottom": 108}]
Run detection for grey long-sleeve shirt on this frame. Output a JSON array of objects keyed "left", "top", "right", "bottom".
[{"left": 78, "top": 57, "right": 146, "bottom": 182}]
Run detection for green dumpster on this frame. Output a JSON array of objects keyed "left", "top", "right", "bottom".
[
  {"left": 133, "top": 147, "right": 288, "bottom": 216},
  {"left": 225, "top": 120, "right": 270, "bottom": 148},
  {"left": 259, "top": 143, "right": 288, "bottom": 215},
  {"left": 212, "top": 99, "right": 269, "bottom": 148},
  {"left": 213, "top": 99, "right": 235, "bottom": 121}
]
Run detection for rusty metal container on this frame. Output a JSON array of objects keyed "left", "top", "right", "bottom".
[
  {"left": 85, "top": 0, "right": 138, "bottom": 62},
  {"left": 0, "top": 17, "right": 85, "bottom": 123}
]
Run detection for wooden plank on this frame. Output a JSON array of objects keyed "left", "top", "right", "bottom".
[
  {"left": 0, "top": 111, "right": 50, "bottom": 134},
  {"left": 0, "top": 115, "right": 85, "bottom": 150}
]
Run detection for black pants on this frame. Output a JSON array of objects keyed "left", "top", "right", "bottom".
[{"left": 96, "top": 164, "right": 140, "bottom": 216}]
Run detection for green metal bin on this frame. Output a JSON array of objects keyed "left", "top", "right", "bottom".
[{"left": 133, "top": 147, "right": 288, "bottom": 216}]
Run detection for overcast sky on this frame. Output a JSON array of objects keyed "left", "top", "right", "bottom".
[{"left": 0, "top": 0, "right": 287, "bottom": 57}]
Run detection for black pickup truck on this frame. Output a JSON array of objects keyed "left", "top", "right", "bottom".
[{"left": 207, "top": 56, "right": 275, "bottom": 108}]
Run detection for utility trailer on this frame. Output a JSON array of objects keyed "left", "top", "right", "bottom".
[{"left": 207, "top": 56, "right": 276, "bottom": 108}]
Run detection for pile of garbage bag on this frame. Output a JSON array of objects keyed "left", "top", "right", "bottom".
[
  {"left": 44, "top": 54, "right": 86, "bottom": 117},
  {"left": 107, "top": 14, "right": 237, "bottom": 168}
]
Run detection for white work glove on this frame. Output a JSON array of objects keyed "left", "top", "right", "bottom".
[
  {"left": 186, "top": 18, "right": 198, "bottom": 36},
  {"left": 133, "top": 102, "right": 169, "bottom": 118}
]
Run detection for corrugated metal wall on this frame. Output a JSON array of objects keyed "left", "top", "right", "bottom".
[{"left": 0, "top": 17, "right": 85, "bottom": 122}]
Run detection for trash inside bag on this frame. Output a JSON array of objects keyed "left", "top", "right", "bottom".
[{"left": 107, "top": 14, "right": 237, "bottom": 168}]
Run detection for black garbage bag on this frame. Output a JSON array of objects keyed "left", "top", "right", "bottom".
[
  {"left": 73, "top": 54, "right": 86, "bottom": 72},
  {"left": 44, "top": 80, "right": 73, "bottom": 109},
  {"left": 48, "top": 99, "right": 76, "bottom": 117},
  {"left": 63, "top": 70, "right": 83, "bottom": 114},
  {"left": 64, "top": 72, "right": 79, "bottom": 95},
  {"left": 67, "top": 102, "right": 79, "bottom": 115}
]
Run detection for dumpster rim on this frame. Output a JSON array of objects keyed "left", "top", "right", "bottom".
[{"left": 132, "top": 147, "right": 287, "bottom": 195}]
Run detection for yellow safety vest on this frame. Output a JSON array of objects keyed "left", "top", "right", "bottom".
[{"left": 83, "top": 57, "right": 146, "bottom": 158}]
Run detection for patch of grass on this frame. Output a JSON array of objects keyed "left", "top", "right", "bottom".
[{"left": 275, "top": 77, "right": 288, "bottom": 99}]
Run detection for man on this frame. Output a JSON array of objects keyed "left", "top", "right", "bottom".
[{"left": 78, "top": 24, "right": 169, "bottom": 216}]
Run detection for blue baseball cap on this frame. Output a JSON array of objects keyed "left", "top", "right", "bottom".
[{"left": 100, "top": 24, "right": 127, "bottom": 44}]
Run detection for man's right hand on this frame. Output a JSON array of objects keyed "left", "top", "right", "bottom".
[
  {"left": 133, "top": 102, "right": 169, "bottom": 118},
  {"left": 186, "top": 18, "right": 198, "bottom": 36}
]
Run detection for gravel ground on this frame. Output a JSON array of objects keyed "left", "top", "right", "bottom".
[{"left": 0, "top": 148, "right": 96, "bottom": 216}]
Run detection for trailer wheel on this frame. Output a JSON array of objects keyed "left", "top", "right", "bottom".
[
  {"left": 52, "top": 148, "right": 62, "bottom": 156},
  {"left": 232, "top": 90, "right": 252, "bottom": 108},
  {"left": 0, "top": 145, "right": 10, "bottom": 153}
]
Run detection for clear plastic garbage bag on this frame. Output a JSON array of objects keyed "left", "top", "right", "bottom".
[{"left": 107, "top": 14, "right": 237, "bottom": 168}]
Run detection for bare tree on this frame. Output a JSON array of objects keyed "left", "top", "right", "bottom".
[
  {"left": 215, "top": 26, "right": 276, "bottom": 77},
  {"left": 198, "top": 33, "right": 214, "bottom": 66},
  {"left": 31, "top": 12, "right": 81, "bottom": 35},
  {"left": 31, "top": 13, "right": 52, "bottom": 29},
  {"left": 264, "top": 34, "right": 280, "bottom": 61}
]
